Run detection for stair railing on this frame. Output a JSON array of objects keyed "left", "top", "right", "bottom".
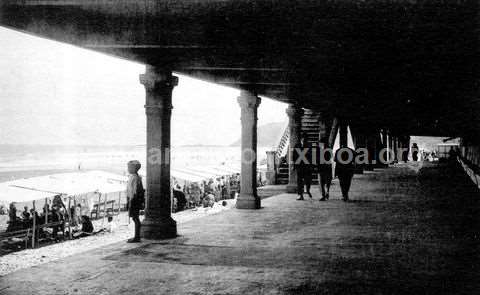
[{"left": 275, "top": 121, "right": 290, "bottom": 159}]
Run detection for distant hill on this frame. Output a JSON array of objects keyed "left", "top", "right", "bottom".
[{"left": 230, "top": 121, "right": 286, "bottom": 147}]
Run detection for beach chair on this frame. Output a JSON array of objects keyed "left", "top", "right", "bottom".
[
  {"left": 90, "top": 204, "right": 99, "bottom": 219},
  {"left": 106, "top": 200, "right": 115, "bottom": 216},
  {"left": 36, "top": 221, "right": 66, "bottom": 243},
  {"left": 0, "top": 228, "right": 32, "bottom": 250}
]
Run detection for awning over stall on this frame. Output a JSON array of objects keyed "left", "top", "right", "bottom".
[{"left": 0, "top": 171, "right": 127, "bottom": 207}]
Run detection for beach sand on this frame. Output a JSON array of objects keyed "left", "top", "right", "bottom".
[{"left": 0, "top": 199, "right": 236, "bottom": 276}]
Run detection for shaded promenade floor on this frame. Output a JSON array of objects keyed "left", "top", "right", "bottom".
[{"left": 1, "top": 162, "right": 480, "bottom": 294}]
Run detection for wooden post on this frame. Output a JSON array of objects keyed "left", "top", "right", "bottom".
[
  {"left": 118, "top": 192, "right": 121, "bottom": 215},
  {"left": 32, "top": 200, "right": 36, "bottom": 249},
  {"left": 117, "top": 191, "right": 121, "bottom": 223},
  {"left": 97, "top": 193, "right": 101, "bottom": 219},
  {"left": 67, "top": 196, "right": 72, "bottom": 240},
  {"left": 102, "top": 193, "right": 107, "bottom": 228},
  {"left": 73, "top": 196, "right": 76, "bottom": 227},
  {"left": 44, "top": 198, "right": 48, "bottom": 225}
]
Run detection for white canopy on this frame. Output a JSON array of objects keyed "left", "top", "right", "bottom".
[
  {"left": 0, "top": 171, "right": 127, "bottom": 206},
  {"left": 0, "top": 184, "right": 57, "bottom": 205},
  {"left": 171, "top": 169, "right": 207, "bottom": 183},
  {"left": 0, "top": 166, "right": 241, "bottom": 207}
]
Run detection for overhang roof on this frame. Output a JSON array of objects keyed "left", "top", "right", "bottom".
[{"left": 0, "top": 0, "right": 478, "bottom": 138}]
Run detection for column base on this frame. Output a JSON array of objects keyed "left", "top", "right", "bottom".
[
  {"left": 286, "top": 184, "right": 298, "bottom": 193},
  {"left": 141, "top": 216, "right": 177, "bottom": 239},
  {"left": 265, "top": 171, "right": 276, "bottom": 185},
  {"left": 236, "top": 193, "right": 261, "bottom": 209}
]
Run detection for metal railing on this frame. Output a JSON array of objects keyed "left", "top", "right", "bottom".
[{"left": 275, "top": 121, "right": 290, "bottom": 159}]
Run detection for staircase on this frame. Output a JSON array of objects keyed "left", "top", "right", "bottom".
[{"left": 276, "top": 109, "right": 321, "bottom": 185}]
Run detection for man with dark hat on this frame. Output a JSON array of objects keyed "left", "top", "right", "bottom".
[
  {"left": 293, "top": 133, "right": 313, "bottom": 200},
  {"left": 126, "top": 160, "right": 144, "bottom": 243}
]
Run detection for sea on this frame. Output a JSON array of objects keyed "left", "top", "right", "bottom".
[{"left": 0, "top": 144, "right": 270, "bottom": 182}]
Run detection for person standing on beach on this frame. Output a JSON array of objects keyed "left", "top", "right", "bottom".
[
  {"left": 126, "top": 160, "right": 144, "bottom": 243},
  {"left": 21, "top": 206, "right": 30, "bottom": 220},
  {"left": 7, "top": 202, "right": 18, "bottom": 232}
]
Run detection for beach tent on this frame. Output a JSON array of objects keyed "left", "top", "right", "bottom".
[
  {"left": 171, "top": 169, "right": 207, "bottom": 185},
  {"left": 0, "top": 171, "right": 128, "bottom": 218},
  {"left": 209, "top": 165, "right": 241, "bottom": 175},
  {"left": 0, "top": 184, "right": 57, "bottom": 208},
  {"left": 174, "top": 167, "right": 218, "bottom": 180},
  {"left": 186, "top": 166, "right": 229, "bottom": 178}
]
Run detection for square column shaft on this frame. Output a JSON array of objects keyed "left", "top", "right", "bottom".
[
  {"left": 139, "top": 65, "right": 178, "bottom": 239},
  {"left": 286, "top": 105, "right": 304, "bottom": 193},
  {"left": 237, "top": 90, "right": 261, "bottom": 209},
  {"left": 339, "top": 120, "right": 348, "bottom": 148}
]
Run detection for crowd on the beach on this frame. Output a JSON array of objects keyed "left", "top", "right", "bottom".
[
  {"left": 0, "top": 170, "right": 246, "bottom": 251},
  {"left": 2, "top": 197, "right": 112, "bottom": 241},
  {"left": 172, "top": 173, "right": 241, "bottom": 212}
]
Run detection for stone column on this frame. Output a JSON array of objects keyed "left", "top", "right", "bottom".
[
  {"left": 372, "top": 131, "right": 381, "bottom": 168},
  {"left": 381, "top": 129, "right": 388, "bottom": 149},
  {"left": 388, "top": 132, "right": 394, "bottom": 164},
  {"left": 139, "top": 65, "right": 178, "bottom": 239},
  {"left": 386, "top": 131, "right": 390, "bottom": 164},
  {"left": 365, "top": 133, "right": 376, "bottom": 170},
  {"left": 352, "top": 132, "right": 366, "bottom": 174},
  {"left": 392, "top": 136, "right": 398, "bottom": 163},
  {"left": 339, "top": 120, "right": 348, "bottom": 148},
  {"left": 286, "top": 105, "right": 304, "bottom": 193},
  {"left": 237, "top": 90, "right": 261, "bottom": 209},
  {"left": 376, "top": 130, "right": 387, "bottom": 167}
]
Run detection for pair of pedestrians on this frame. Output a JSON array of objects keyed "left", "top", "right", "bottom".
[{"left": 292, "top": 134, "right": 354, "bottom": 202}]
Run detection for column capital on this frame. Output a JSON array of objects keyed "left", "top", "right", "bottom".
[
  {"left": 237, "top": 90, "right": 261, "bottom": 109},
  {"left": 286, "top": 104, "right": 304, "bottom": 118},
  {"left": 139, "top": 66, "right": 179, "bottom": 91}
]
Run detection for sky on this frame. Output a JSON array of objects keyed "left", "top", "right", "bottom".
[{"left": 0, "top": 27, "right": 287, "bottom": 147}]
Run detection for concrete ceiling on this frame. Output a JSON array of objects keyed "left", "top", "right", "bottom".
[{"left": 0, "top": 0, "right": 478, "bottom": 139}]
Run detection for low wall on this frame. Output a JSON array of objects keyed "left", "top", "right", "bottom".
[{"left": 459, "top": 143, "right": 480, "bottom": 190}]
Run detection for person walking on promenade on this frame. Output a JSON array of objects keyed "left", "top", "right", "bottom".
[
  {"left": 293, "top": 133, "right": 313, "bottom": 200},
  {"left": 412, "top": 143, "right": 419, "bottom": 161},
  {"left": 335, "top": 147, "right": 355, "bottom": 202},
  {"left": 126, "top": 160, "right": 144, "bottom": 243},
  {"left": 318, "top": 137, "right": 333, "bottom": 201}
]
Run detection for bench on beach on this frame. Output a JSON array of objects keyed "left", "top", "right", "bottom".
[
  {"left": 0, "top": 228, "right": 32, "bottom": 249},
  {"left": 91, "top": 200, "right": 116, "bottom": 219}
]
